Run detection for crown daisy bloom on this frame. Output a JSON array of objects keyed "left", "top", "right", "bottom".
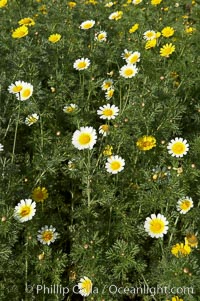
[
  {"left": 32, "top": 186, "right": 49, "bottom": 203},
  {"left": 99, "top": 124, "right": 110, "bottom": 137},
  {"left": 97, "top": 104, "right": 119, "bottom": 120},
  {"left": 143, "top": 30, "right": 157, "bottom": 40},
  {"left": 108, "top": 11, "right": 123, "bottom": 21},
  {"left": 48, "top": 33, "right": 61, "bottom": 43},
  {"left": 167, "top": 137, "right": 189, "bottom": 157},
  {"left": 132, "top": 0, "right": 143, "bottom": 4},
  {"left": 105, "top": 155, "right": 125, "bottom": 174},
  {"left": 14, "top": 199, "right": 36, "bottom": 222},
  {"left": 121, "top": 49, "right": 133, "bottom": 60},
  {"left": 37, "top": 225, "right": 58, "bottom": 245},
  {"left": 16, "top": 82, "right": 33, "bottom": 101},
  {"left": 105, "top": 88, "right": 114, "bottom": 100},
  {"left": 72, "top": 126, "right": 97, "bottom": 150},
  {"left": 126, "top": 51, "right": 141, "bottom": 64},
  {"left": 8, "top": 80, "right": 26, "bottom": 94},
  {"left": 160, "top": 43, "right": 175, "bottom": 57},
  {"left": 119, "top": 64, "right": 138, "bottom": 78},
  {"left": 78, "top": 277, "right": 92, "bottom": 297},
  {"left": 95, "top": 31, "right": 107, "bottom": 42},
  {"left": 63, "top": 103, "right": 78, "bottom": 114},
  {"left": 73, "top": 58, "right": 90, "bottom": 71},
  {"left": 0, "top": 0, "right": 7, "bottom": 8},
  {"left": 80, "top": 20, "right": 95, "bottom": 30},
  {"left": 25, "top": 113, "right": 39, "bottom": 126},
  {"left": 144, "top": 213, "right": 169, "bottom": 238},
  {"left": 136, "top": 135, "right": 156, "bottom": 151},
  {"left": 12, "top": 25, "right": 28, "bottom": 38},
  {"left": 161, "top": 26, "right": 175, "bottom": 37},
  {"left": 18, "top": 17, "right": 35, "bottom": 26},
  {"left": 177, "top": 196, "right": 193, "bottom": 214},
  {"left": 101, "top": 79, "right": 113, "bottom": 91},
  {"left": 171, "top": 243, "right": 191, "bottom": 257}
]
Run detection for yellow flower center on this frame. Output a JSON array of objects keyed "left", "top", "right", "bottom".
[
  {"left": 82, "top": 279, "right": 92, "bottom": 294},
  {"left": 83, "top": 23, "right": 93, "bottom": 29},
  {"left": 103, "top": 83, "right": 112, "bottom": 89},
  {"left": 111, "top": 161, "right": 121, "bottom": 171},
  {"left": 13, "top": 85, "right": 23, "bottom": 93},
  {"left": 150, "top": 219, "right": 164, "bottom": 234},
  {"left": 21, "top": 89, "right": 31, "bottom": 98},
  {"left": 124, "top": 68, "right": 134, "bottom": 76},
  {"left": 98, "top": 33, "right": 105, "bottom": 40},
  {"left": 78, "top": 61, "right": 87, "bottom": 69},
  {"left": 180, "top": 200, "right": 191, "bottom": 210},
  {"left": 103, "top": 108, "right": 113, "bottom": 116},
  {"left": 129, "top": 55, "right": 139, "bottom": 64},
  {"left": 42, "top": 231, "right": 53, "bottom": 242},
  {"left": 79, "top": 133, "right": 91, "bottom": 145},
  {"left": 20, "top": 206, "right": 31, "bottom": 217},
  {"left": 172, "top": 142, "right": 185, "bottom": 155}
]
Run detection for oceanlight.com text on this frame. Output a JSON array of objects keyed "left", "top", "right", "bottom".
[{"left": 25, "top": 284, "right": 194, "bottom": 297}]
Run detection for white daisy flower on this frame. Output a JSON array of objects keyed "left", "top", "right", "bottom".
[
  {"left": 99, "top": 124, "right": 110, "bottom": 137},
  {"left": 177, "top": 197, "right": 193, "bottom": 214},
  {"left": 73, "top": 58, "right": 90, "bottom": 71},
  {"left": 121, "top": 49, "right": 133, "bottom": 60},
  {"left": 119, "top": 64, "right": 138, "bottom": 78},
  {"left": 78, "top": 276, "right": 92, "bottom": 297},
  {"left": 80, "top": 20, "right": 95, "bottom": 30},
  {"left": 108, "top": 11, "right": 123, "bottom": 21},
  {"left": 105, "top": 88, "right": 114, "bottom": 100},
  {"left": 14, "top": 199, "right": 36, "bottom": 223},
  {"left": 144, "top": 213, "right": 169, "bottom": 238},
  {"left": 143, "top": 30, "right": 157, "bottom": 40},
  {"left": 95, "top": 31, "right": 107, "bottom": 42},
  {"left": 16, "top": 82, "right": 33, "bottom": 101},
  {"left": 132, "top": 0, "right": 143, "bottom": 4},
  {"left": 37, "top": 225, "right": 59, "bottom": 245},
  {"left": 72, "top": 126, "right": 97, "bottom": 150},
  {"left": 25, "top": 113, "right": 39, "bottom": 126},
  {"left": 126, "top": 51, "right": 141, "bottom": 64},
  {"left": 63, "top": 103, "right": 78, "bottom": 113},
  {"left": 105, "top": 155, "right": 125, "bottom": 174},
  {"left": 0, "top": 143, "right": 4, "bottom": 152},
  {"left": 167, "top": 137, "right": 189, "bottom": 158},
  {"left": 101, "top": 79, "right": 113, "bottom": 91},
  {"left": 8, "top": 80, "right": 26, "bottom": 94},
  {"left": 97, "top": 104, "right": 119, "bottom": 120}
]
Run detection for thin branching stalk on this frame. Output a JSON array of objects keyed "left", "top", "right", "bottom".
[{"left": 11, "top": 102, "right": 21, "bottom": 164}]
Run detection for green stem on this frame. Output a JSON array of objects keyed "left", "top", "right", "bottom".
[
  {"left": 11, "top": 103, "right": 21, "bottom": 164},
  {"left": 120, "top": 81, "right": 131, "bottom": 116},
  {"left": 168, "top": 215, "right": 179, "bottom": 246},
  {"left": 107, "top": 207, "right": 112, "bottom": 238}
]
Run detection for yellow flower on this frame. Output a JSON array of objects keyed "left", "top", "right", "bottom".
[
  {"left": 151, "top": 0, "right": 162, "bottom": 5},
  {"left": 38, "top": 5, "right": 47, "bottom": 14},
  {"left": 185, "top": 26, "right": 196, "bottom": 34},
  {"left": 109, "top": 11, "right": 123, "bottom": 21},
  {"left": 32, "top": 187, "right": 49, "bottom": 203},
  {"left": 167, "top": 297, "right": 184, "bottom": 301},
  {"left": 68, "top": 1, "right": 76, "bottom": 8},
  {"left": 136, "top": 136, "right": 156, "bottom": 151},
  {"left": 48, "top": 34, "right": 61, "bottom": 43},
  {"left": 185, "top": 233, "right": 198, "bottom": 248},
  {"left": 12, "top": 25, "right": 28, "bottom": 39},
  {"left": 171, "top": 243, "right": 191, "bottom": 257},
  {"left": 161, "top": 26, "right": 175, "bottom": 37},
  {"left": 18, "top": 18, "right": 35, "bottom": 26},
  {"left": 0, "top": 0, "right": 7, "bottom": 8},
  {"left": 145, "top": 39, "right": 157, "bottom": 49},
  {"left": 160, "top": 43, "right": 175, "bottom": 57},
  {"left": 103, "top": 145, "right": 113, "bottom": 156},
  {"left": 129, "top": 23, "right": 139, "bottom": 33}
]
